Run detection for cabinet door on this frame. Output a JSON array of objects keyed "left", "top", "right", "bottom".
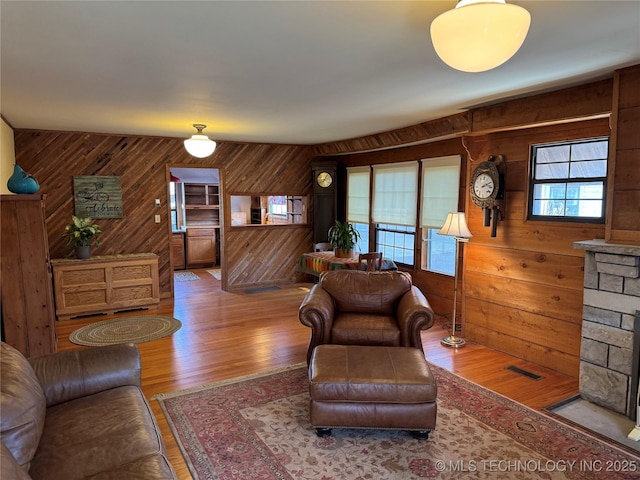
[
  {"left": 172, "top": 234, "right": 185, "bottom": 270},
  {"left": 186, "top": 229, "right": 216, "bottom": 267}
]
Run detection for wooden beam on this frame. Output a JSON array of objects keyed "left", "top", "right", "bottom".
[
  {"left": 470, "top": 79, "right": 613, "bottom": 134},
  {"left": 312, "top": 112, "right": 470, "bottom": 156}
]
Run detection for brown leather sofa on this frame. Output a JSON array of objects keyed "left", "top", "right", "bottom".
[
  {"left": 0, "top": 341, "right": 177, "bottom": 480},
  {"left": 298, "top": 270, "right": 435, "bottom": 363}
]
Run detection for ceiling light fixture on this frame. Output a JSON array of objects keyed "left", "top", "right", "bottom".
[
  {"left": 184, "top": 124, "right": 216, "bottom": 158},
  {"left": 430, "top": 0, "right": 531, "bottom": 73}
]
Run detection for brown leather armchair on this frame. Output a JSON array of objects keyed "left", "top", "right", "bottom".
[{"left": 298, "top": 270, "right": 435, "bottom": 364}]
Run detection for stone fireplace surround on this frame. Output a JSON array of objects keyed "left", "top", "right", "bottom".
[{"left": 574, "top": 240, "right": 640, "bottom": 420}]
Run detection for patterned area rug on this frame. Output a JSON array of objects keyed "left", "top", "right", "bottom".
[
  {"left": 155, "top": 364, "right": 640, "bottom": 480},
  {"left": 69, "top": 315, "right": 182, "bottom": 346},
  {"left": 175, "top": 271, "right": 200, "bottom": 282}
]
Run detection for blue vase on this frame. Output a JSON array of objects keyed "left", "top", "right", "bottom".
[{"left": 7, "top": 164, "right": 40, "bottom": 194}]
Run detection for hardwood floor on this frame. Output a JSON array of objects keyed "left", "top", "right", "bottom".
[{"left": 54, "top": 268, "right": 579, "bottom": 480}]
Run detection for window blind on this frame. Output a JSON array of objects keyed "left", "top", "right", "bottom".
[
  {"left": 347, "top": 166, "right": 370, "bottom": 224},
  {"left": 420, "top": 156, "right": 461, "bottom": 228},
  {"left": 372, "top": 162, "right": 418, "bottom": 226}
]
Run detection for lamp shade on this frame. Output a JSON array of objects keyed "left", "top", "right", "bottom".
[
  {"left": 184, "top": 124, "right": 216, "bottom": 158},
  {"left": 430, "top": 0, "right": 530, "bottom": 73},
  {"left": 438, "top": 212, "right": 473, "bottom": 239}
]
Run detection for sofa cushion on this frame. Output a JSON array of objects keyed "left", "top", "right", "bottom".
[
  {"left": 321, "top": 270, "right": 412, "bottom": 315},
  {"left": 331, "top": 313, "right": 400, "bottom": 346},
  {"left": 0, "top": 342, "right": 46, "bottom": 471},
  {"left": 28, "top": 385, "right": 171, "bottom": 480}
]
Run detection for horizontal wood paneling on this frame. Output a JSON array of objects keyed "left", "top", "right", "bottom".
[
  {"left": 14, "top": 131, "right": 314, "bottom": 296},
  {"left": 461, "top": 118, "right": 611, "bottom": 376},
  {"left": 465, "top": 323, "right": 580, "bottom": 378},
  {"left": 471, "top": 79, "right": 612, "bottom": 133},
  {"left": 606, "top": 65, "right": 640, "bottom": 245},
  {"left": 412, "top": 271, "right": 454, "bottom": 317},
  {"left": 313, "top": 113, "right": 470, "bottom": 156},
  {"left": 465, "top": 298, "right": 581, "bottom": 356},
  {"left": 465, "top": 245, "right": 584, "bottom": 290},
  {"left": 467, "top": 219, "right": 605, "bottom": 257},
  {"left": 465, "top": 271, "right": 583, "bottom": 325},
  {"left": 613, "top": 149, "right": 640, "bottom": 190}
]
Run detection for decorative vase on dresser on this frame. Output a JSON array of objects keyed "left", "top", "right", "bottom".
[
  {"left": 6, "top": 164, "right": 40, "bottom": 194},
  {"left": 0, "top": 194, "right": 57, "bottom": 357}
]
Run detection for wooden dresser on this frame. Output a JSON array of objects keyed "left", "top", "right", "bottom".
[
  {"left": 51, "top": 253, "right": 160, "bottom": 320},
  {"left": 1, "top": 194, "right": 57, "bottom": 357}
]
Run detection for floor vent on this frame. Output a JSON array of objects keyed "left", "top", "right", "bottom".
[{"left": 506, "top": 365, "right": 542, "bottom": 380}]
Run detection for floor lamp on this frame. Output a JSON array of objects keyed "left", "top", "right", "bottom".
[{"left": 438, "top": 212, "right": 473, "bottom": 348}]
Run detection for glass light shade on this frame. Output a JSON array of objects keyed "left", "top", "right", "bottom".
[
  {"left": 184, "top": 135, "right": 216, "bottom": 158},
  {"left": 184, "top": 125, "right": 216, "bottom": 158},
  {"left": 438, "top": 212, "right": 473, "bottom": 239},
  {"left": 430, "top": 0, "right": 530, "bottom": 73}
]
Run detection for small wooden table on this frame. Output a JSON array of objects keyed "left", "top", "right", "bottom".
[{"left": 297, "top": 251, "right": 398, "bottom": 277}]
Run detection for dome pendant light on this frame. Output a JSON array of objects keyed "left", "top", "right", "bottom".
[
  {"left": 430, "top": 0, "right": 531, "bottom": 73},
  {"left": 184, "top": 124, "right": 217, "bottom": 158}
]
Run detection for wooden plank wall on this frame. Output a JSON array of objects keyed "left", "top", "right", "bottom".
[
  {"left": 606, "top": 65, "right": 640, "bottom": 245},
  {"left": 462, "top": 119, "right": 610, "bottom": 377},
  {"left": 13, "top": 131, "right": 314, "bottom": 297},
  {"left": 222, "top": 143, "right": 313, "bottom": 290},
  {"left": 320, "top": 76, "right": 629, "bottom": 378}
]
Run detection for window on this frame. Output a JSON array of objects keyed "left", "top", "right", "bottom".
[
  {"left": 420, "top": 156, "right": 461, "bottom": 275},
  {"left": 372, "top": 162, "right": 418, "bottom": 266},
  {"left": 529, "top": 138, "right": 608, "bottom": 222},
  {"left": 170, "top": 181, "right": 184, "bottom": 230},
  {"left": 347, "top": 167, "right": 370, "bottom": 251},
  {"left": 376, "top": 223, "right": 415, "bottom": 265},
  {"left": 268, "top": 195, "right": 287, "bottom": 216}
]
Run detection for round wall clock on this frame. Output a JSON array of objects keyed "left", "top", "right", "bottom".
[
  {"left": 470, "top": 160, "right": 500, "bottom": 208},
  {"left": 316, "top": 171, "right": 333, "bottom": 188}
]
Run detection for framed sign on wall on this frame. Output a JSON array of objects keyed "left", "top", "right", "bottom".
[{"left": 73, "top": 176, "right": 123, "bottom": 218}]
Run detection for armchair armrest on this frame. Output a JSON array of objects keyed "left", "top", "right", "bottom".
[
  {"left": 298, "top": 284, "right": 335, "bottom": 364},
  {"left": 28, "top": 343, "right": 142, "bottom": 407},
  {"left": 396, "top": 286, "right": 435, "bottom": 352}
]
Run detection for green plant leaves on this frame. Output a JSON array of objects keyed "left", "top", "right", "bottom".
[{"left": 64, "top": 216, "right": 102, "bottom": 247}]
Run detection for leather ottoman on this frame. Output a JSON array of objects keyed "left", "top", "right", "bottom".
[{"left": 308, "top": 345, "right": 437, "bottom": 439}]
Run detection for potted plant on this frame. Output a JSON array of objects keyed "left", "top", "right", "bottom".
[
  {"left": 64, "top": 215, "right": 102, "bottom": 259},
  {"left": 328, "top": 220, "right": 361, "bottom": 258}
]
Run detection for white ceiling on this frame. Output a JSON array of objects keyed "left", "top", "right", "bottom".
[{"left": 1, "top": 1, "right": 639, "bottom": 145}]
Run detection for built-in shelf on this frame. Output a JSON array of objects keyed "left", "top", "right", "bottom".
[{"left": 184, "top": 183, "right": 220, "bottom": 226}]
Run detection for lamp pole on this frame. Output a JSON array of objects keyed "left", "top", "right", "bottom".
[
  {"left": 438, "top": 212, "right": 472, "bottom": 348},
  {"left": 441, "top": 236, "right": 468, "bottom": 348}
]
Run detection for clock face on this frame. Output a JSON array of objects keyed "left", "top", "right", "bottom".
[
  {"left": 473, "top": 173, "right": 495, "bottom": 199},
  {"left": 316, "top": 171, "right": 333, "bottom": 188}
]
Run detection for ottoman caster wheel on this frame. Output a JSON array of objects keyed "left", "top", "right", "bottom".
[
  {"left": 410, "top": 430, "right": 430, "bottom": 440},
  {"left": 316, "top": 428, "right": 332, "bottom": 438}
]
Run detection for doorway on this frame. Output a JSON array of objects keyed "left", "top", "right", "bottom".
[{"left": 168, "top": 166, "right": 222, "bottom": 282}]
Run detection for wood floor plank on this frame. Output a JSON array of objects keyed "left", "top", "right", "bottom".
[{"left": 54, "top": 269, "right": 578, "bottom": 480}]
